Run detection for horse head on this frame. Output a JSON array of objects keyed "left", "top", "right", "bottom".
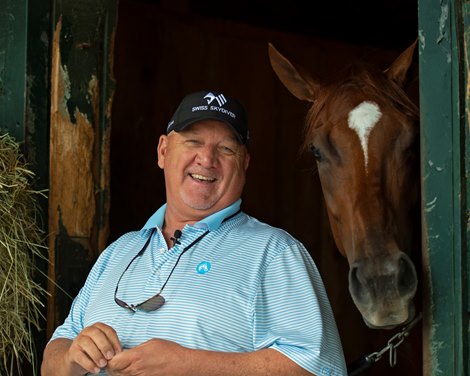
[{"left": 269, "top": 41, "right": 420, "bottom": 329}]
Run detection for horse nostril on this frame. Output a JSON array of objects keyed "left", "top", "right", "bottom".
[
  {"left": 398, "top": 254, "right": 418, "bottom": 296},
  {"left": 349, "top": 265, "right": 368, "bottom": 304}
]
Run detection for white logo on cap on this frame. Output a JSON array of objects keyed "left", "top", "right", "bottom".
[{"left": 204, "top": 92, "right": 227, "bottom": 107}]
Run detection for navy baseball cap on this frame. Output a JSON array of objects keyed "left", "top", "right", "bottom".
[{"left": 166, "top": 91, "right": 249, "bottom": 144}]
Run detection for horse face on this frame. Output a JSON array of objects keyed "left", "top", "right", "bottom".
[
  {"left": 311, "top": 88, "right": 419, "bottom": 328},
  {"left": 269, "top": 41, "right": 420, "bottom": 329}
]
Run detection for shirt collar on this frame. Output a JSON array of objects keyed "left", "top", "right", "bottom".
[{"left": 141, "top": 199, "right": 242, "bottom": 233}]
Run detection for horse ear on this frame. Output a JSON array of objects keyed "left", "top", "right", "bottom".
[
  {"left": 268, "top": 43, "right": 319, "bottom": 102},
  {"left": 385, "top": 38, "right": 418, "bottom": 87}
]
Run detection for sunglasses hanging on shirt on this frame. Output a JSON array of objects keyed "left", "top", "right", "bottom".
[
  {"left": 114, "top": 229, "right": 209, "bottom": 312},
  {"left": 114, "top": 209, "right": 240, "bottom": 312}
]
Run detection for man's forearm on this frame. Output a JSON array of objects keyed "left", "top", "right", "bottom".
[
  {"left": 184, "top": 348, "right": 313, "bottom": 376},
  {"left": 41, "top": 338, "right": 85, "bottom": 376}
]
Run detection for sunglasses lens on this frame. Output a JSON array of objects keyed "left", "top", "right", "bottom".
[
  {"left": 138, "top": 294, "right": 166, "bottom": 312},
  {"left": 114, "top": 296, "right": 131, "bottom": 310}
]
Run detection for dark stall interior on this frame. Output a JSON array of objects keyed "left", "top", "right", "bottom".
[
  {"left": 110, "top": 0, "right": 418, "bottom": 244},
  {"left": 110, "top": 1, "right": 419, "bottom": 374}
]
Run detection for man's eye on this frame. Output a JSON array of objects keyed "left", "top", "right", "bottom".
[{"left": 220, "top": 146, "right": 236, "bottom": 155}]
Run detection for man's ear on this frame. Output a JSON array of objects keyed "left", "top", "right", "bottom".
[
  {"left": 157, "top": 135, "right": 168, "bottom": 169},
  {"left": 244, "top": 151, "right": 250, "bottom": 171}
]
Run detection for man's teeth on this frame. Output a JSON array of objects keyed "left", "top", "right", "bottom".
[{"left": 191, "top": 173, "right": 215, "bottom": 182}]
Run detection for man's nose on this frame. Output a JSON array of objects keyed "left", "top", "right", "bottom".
[{"left": 196, "top": 146, "right": 218, "bottom": 167}]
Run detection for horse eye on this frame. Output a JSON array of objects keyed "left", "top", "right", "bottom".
[{"left": 308, "top": 143, "right": 323, "bottom": 161}]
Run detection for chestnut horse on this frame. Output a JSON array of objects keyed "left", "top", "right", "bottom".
[{"left": 268, "top": 41, "right": 420, "bottom": 330}]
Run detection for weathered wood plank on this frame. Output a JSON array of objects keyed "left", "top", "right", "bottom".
[{"left": 47, "top": 0, "right": 116, "bottom": 335}]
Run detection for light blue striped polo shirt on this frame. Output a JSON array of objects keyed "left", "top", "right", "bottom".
[{"left": 51, "top": 199, "right": 347, "bottom": 375}]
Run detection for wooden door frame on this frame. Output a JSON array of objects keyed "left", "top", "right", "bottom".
[{"left": 418, "top": 0, "right": 468, "bottom": 374}]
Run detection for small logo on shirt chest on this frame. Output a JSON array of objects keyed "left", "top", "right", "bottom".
[{"left": 196, "top": 261, "right": 211, "bottom": 274}]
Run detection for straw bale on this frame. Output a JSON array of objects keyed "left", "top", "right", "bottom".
[{"left": 0, "top": 133, "right": 48, "bottom": 375}]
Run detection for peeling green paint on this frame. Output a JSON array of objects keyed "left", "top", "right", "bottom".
[{"left": 437, "top": 4, "right": 449, "bottom": 43}]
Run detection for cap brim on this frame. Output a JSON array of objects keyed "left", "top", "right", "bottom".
[{"left": 170, "top": 117, "right": 245, "bottom": 144}]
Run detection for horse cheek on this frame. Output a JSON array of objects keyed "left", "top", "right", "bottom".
[{"left": 318, "top": 169, "right": 350, "bottom": 260}]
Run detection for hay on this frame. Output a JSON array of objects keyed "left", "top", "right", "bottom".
[{"left": 0, "top": 133, "right": 48, "bottom": 375}]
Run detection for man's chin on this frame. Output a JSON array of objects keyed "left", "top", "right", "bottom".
[{"left": 182, "top": 197, "right": 218, "bottom": 212}]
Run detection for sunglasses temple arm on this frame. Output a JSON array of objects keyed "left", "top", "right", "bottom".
[{"left": 160, "top": 230, "right": 210, "bottom": 291}]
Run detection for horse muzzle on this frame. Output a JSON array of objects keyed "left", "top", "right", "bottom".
[{"left": 348, "top": 251, "right": 418, "bottom": 329}]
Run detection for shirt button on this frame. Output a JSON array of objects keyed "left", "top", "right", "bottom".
[
  {"left": 155, "top": 269, "right": 161, "bottom": 276},
  {"left": 159, "top": 248, "right": 165, "bottom": 254}
]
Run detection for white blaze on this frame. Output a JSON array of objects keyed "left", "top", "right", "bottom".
[{"left": 348, "top": 101, "right": 382, "bottom": 171}]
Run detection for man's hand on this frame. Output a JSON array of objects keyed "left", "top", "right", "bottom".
[
  {"left": 105, "top": 339, "right": 313, "bottom": 376},
  {"left": 106, "top": 338, "right": 192, "bottom": 376},
  {"left": 66, "top": 322, "right": 123, "bottom": 374}
]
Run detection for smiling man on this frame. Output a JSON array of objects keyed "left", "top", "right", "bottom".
[{"left": 42, "top": 91, "right": 347, "bottom": 376}]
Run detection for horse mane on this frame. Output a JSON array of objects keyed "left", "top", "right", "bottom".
[{"left": 302, "top": 62, "right": 419, "bottom": 152}]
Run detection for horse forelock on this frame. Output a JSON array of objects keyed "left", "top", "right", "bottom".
[{"left": 301, "top": 62, "right": 419, "bottom": 153}]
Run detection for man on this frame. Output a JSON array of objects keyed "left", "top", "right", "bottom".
[{"left": 42, "top": 90, "right": 347, "bottom": 375}]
